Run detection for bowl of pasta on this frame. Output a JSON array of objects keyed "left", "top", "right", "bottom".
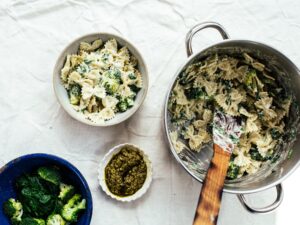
[
  {"left": 53, "top": 33, "right": 148, "bottom": 126},
  {"left": 164, "top": 21, "right": 300, "bottom": 213}
]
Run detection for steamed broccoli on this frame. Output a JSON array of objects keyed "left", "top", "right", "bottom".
[
  {"left": 20, "top": 218, "right": 45, "bottom": 225},
  {"left": 226, "top": 162, "right": 240, "bottom": 180},
  {"left": 126, "top": 98, "right": 134, "bottom": 108},
  {"left": 108, "top": 69, "right": 122, "bottom": 81},
  {"left": 103, "top": 78, "right": 120, "bottom": 94},
  {"left": 61, "top": 194, "right": 86, "bottom": 222},
  {"left": 37, "top": 167, "right": 61, "bottom": 185},
  {"left": 3, "top": 198, "right": 23, "bottom": 218},
  {"left": 244, "top": 70, "right": 256, "bottom": 88},
  {"left": 128, "top": 84, "right": 141, "bottom": 93},
  {"left": 46, "top": 214, "right": 66, "bottom": 225},
  {"left": 244, "top": 70, "right": 263, "bottom": 93},
  {"left": 128, "top": 73, "right": 136, "bottom": 80},
  {"left": 69, "top": 84, "right": 81, "bottom": 105},
  {"left": 58, "top": 183, "right": 75, "bottom": 202},
  {"left": 117, "top": 100, "right": 128, "bottom": 112},
  {"left": 3, "top": 198, "right": 23, "bottom": 223},
  {"left": 116, "top": 97, "right": 135, "bottom": 112}
]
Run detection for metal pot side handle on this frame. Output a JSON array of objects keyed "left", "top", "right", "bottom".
[
  {"left": 185, "top": 21, "right": 230, "bottom": 57},
  {"left": 237, "top": 184, "right": 284, "bottom": 214}
]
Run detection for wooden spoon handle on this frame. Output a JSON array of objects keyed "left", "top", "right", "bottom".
[{"left": 193, "top": 144, "right": 231, "bottom": 225}]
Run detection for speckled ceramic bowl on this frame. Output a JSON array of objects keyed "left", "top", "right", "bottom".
[
  {"left": 53, "top": 33, "right": 149, "bottom": 126},
  {"left": 98, "top": 143, "right": 152, "bottom": 202}
]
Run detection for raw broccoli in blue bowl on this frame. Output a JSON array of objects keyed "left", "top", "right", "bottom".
[{"left": 0, "top": 154, "right": 93, "bottom": 225}]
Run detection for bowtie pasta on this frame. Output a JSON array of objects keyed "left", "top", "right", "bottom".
[
  {"left": 61, "top": 38, "right": 142, "bottom": 122},
  {"left": 168, "top": 53, "right": 297, "bottom": 179}
]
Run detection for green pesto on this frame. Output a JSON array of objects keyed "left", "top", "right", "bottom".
[{"left": 105, "top": 147, "right": 147, "bottom": 197}]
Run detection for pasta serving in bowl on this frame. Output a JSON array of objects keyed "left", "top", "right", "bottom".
[{"left": 53, "top": 33, "right": 148, "bottom": 126}]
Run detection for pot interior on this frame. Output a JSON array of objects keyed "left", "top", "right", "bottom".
[{"left": 165, "top": 40, "right": 300, "bottom": 193}]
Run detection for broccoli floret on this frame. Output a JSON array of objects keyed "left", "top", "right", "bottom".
[
  {"left": 76, "top": 64, "right": 89, "bottom": 75},
  {"left": 61, "top": 194, "right": 86, "bottom": 222},
  {"left": 58, "top": 183, "right": 75, "bottom": 202},
  {"left": 3, "top": 198, "right": 23, "bottom": 223},
  {"left": 37, "top": 167, "right": 61, "bottom": 186},
  {"left": 69, "top": 84, "right": 81, "bottom": 105},
  {"left": 70, "top": 95, "right": 80, "bottom": 105},
  {"left": 244, "top": 70, "right": 256, "bottom": 87},
  {"left": 110, "top": 69, "right": 122, "bottom": 80},
  {"left": 117, "top": 100, "right": 128, "bottom": 112},
  {"left": 128, "top": 84, "right": 141, "bottom": 93},
  {"left": 128, "top": 73, "right": 136, "bottom": 80},
  {"left": 46, "top": 214, "right": 66, "bottom": 225},
  {"left": 117, "top": 97, "right": 135, "bottom": 112},
  {"left": 69, "top": 84, "right": 81, "bottom": 96},
  {"left": 226, "top": 162, "right": 240, "bottom": 180},
  {"left": 126, "top": 98, "right": 134, "bottom": 108},
  {"left": 244, "top": 70, "right": 263, "bottom": 93},
  {"left": 103, "top": 68, "right": 122, "bottom": 81},
  {"left": 103, "top": 78, "right": 120, "bottom": 94},
  {"left": 20, "top": 218, "right": 45, "bottom": 225}
]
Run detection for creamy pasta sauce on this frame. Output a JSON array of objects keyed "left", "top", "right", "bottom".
[{"left": 168, "top": 53, "right": 295, "bottom": 179}]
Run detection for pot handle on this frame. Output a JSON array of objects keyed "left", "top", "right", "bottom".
[
  {"left": 237, "top": 184, "right": 283, "bottom": 213},
  {"left": 185, "top": 21, "right": 230, "bottom": 57}
]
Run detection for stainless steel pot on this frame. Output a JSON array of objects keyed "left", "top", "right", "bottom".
[{"left": 164, "top": 21, "right": 300, "bottom": 213}]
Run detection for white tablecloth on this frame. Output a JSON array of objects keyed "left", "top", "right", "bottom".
[{"left": 0, "top": 0, "right": 299, "bottom": 224}]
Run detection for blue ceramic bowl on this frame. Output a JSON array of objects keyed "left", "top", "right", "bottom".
[{"left": 0, "top": 153, "right": 93, "bottom": 225}]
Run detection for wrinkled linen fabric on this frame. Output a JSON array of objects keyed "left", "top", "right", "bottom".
[{"left": 0, "top": 0, "right": 299, "bottom": 224}]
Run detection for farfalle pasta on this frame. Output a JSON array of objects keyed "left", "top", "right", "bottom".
[
  {"left": 168, "top": 53, "right": 295, "bottom": 179},
  {"left": 60, "top": 39, "right": 142, "bottom": 122}
]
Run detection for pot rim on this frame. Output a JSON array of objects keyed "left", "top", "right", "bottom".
[{"left": 164, "top": 38, "right": 300, "bottom": 194}]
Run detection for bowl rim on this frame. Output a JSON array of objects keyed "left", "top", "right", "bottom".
[
  {"left": 98, "top": 143, "right": 153, "bottom": 202},
  {"left": 164, "top": 38, "right": 300, "bottom": 194},
  {"left": 52, "top": 32, "right": 149, "bottom": 127},
  {"left": 0, "top": 153, "right": 93, "bottom": 225}
]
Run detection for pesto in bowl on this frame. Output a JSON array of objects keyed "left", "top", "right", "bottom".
[
  {"left": 105, "top": 147, "right": 147, "bottom": 197},
  {"left": 98, "top": 143, "right": 152, "bottom": 202}
]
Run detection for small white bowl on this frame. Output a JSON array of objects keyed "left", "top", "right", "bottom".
[
  {"left": 98, "top": 143, "right": 153, "bottom": 202},
  {"left": 53, "top": 33, "right": 149, "bottom": 126}
]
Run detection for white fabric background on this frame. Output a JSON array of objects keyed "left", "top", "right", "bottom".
[{"left": 0, "top": 0, "right": 299, "bottom": 224}]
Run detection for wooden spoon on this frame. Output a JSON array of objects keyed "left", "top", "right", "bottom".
[{"left": 193, "top": 110, "right": 243, "bottom": 225}]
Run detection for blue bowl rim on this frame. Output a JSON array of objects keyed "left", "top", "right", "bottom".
[{"left": 0, "top": 153, "right": 93, "bottom": 225}]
